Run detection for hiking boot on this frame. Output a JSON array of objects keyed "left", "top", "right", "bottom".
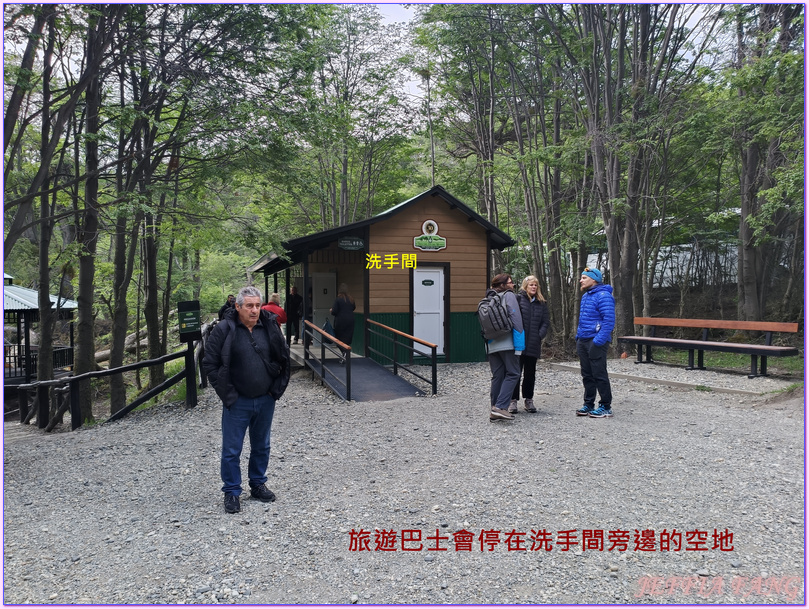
[
  {"left": 524, "top": 398, "right": 537, "bottom": 413},
  {"left": 490, "top": 407, "right": 515, "bottom": 421},
  {"left": 589, "top": 405, "right": 613, "bottom": 418},
  {"left": 224, "top": 494, "right": 240, "bottom": 514},
  {"left": 250, "top": 483, "right": 277, "bottom": 503},
  {"left": 508, "top": 399, "right": 519, "bottom": 414},
  {"left": 576, "top": 404, "right": 595, "bottom": 417}
]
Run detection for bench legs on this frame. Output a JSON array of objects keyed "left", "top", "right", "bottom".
[
  {"left": 748, "top": 355, "right": 769, "bottom": 379},
  {"left": 635, "top": 344, "right": 654, "bottom": 364},
  {"left": 685, "top": 349, "right": 706, "bottom": 371}
]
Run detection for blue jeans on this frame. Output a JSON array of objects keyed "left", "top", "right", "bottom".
[
  {"left": 221, "top": 394, "right": 276, "bottom": 496},
  {"left": 576, "top": 339, "right": 612, "bottom": 407}
]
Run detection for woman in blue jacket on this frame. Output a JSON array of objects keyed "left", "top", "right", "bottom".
[{"left": 510, "top": 276, "right": 550, "bottom": 413}]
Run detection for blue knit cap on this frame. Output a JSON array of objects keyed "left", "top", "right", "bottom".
[{"left": 582, "top": 268, "right": 602, "bottom": 283}]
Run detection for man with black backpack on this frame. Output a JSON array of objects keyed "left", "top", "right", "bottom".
[{"left": 479, "top": 273, "right": 525, "bottom": 421}]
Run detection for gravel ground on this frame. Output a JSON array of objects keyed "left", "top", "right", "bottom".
[{"left": 3, "top": 359, "right": 804, "bottom": 605}]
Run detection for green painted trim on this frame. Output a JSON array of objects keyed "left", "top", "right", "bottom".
[{"left": 365, "top": 312, "right": 486, "bottom": 364}]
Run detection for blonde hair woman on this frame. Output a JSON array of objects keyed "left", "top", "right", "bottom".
[{"left": 509, "top": 275, "right": 550, "bottom": 413}]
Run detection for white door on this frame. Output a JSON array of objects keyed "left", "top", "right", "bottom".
[
  {"left": 311, "top": 273, "right": 336, "bottom": 338},
  {"left": 413, "top": 267, "right": 444, "bottom": 355}
]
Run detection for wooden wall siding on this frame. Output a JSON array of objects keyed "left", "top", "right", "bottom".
[
  {"left": 307, "top": 246, "right": 365, "bottom": 313},
  {"left": 368, "top": 195, "right": 488, "bottom": 313}
]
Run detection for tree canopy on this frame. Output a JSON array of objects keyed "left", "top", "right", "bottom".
[{"left": 4, "top": 3, "right": 803, "bottom": 419}]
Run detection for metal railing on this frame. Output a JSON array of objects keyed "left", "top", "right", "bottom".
[
  {"left": 303, "top": 320, "right": 352, "bottom": 401},
  {"left": 4, "top": 345, "right": 73, "bottom": 380},
  {"left": 365, "top": 320, "right": 438, "bottom": 395}
]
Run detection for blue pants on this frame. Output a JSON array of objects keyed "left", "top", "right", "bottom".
[
  {"left": 221, "top": 394, "right": 276, "bottom": 496},
  {"left": 576, "top": 339, "right": 612, "bottom": 407},
  {"left": 488, "top": 350, "right": 521, "bottom": 410}
]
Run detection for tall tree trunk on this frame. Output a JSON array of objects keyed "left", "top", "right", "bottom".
[
  {"left": 74, "top": 12, "right": 104, "bottom": 423},
  {"left": 36, "top": 7, "right": 58, "bottom": 418}
]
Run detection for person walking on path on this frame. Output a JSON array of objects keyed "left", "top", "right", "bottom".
[
  {"left": 330, "top": 284, "right": 356, "bottom": 360},
  {"left": 575, "top": 268, "right": 615, "bottom": 418},
  {"left": 484, "top": 274, "right": 525, "bottom": 421},
  {"left": 285, "top": 286, "right": 304, "bottom": 344},
  {"left": 510, "top": 275, "right": 550, "bottom": 414},
  {"left": 203, "top": 286, "right": 291, "bottom": 514}
]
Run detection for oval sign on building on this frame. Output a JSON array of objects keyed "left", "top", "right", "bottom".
[{"left": 413, "top": 220, "right": 447, "bottom": 252}]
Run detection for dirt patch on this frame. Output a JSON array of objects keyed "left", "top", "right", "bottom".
[{"left": 755, "top": 384, "right": 805, "bottom": 410}]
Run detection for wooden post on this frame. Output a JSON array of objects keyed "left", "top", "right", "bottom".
[
  {"left": 37, "top": 385, "right": 49, "bottom": 429},
  {"left": 70, "top": 379, "right": 81, "bottom": 430},
  {"left": 17, "top": 386, "right": 28, "bottom": 423}
]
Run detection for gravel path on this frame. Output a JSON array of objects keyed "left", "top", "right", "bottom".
[{"left": 3, "top": 360, "right": 804, "bottom": 604}]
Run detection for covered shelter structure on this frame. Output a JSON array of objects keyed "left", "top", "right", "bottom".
[
  {"left": 3, "top": 274, "right": 78, "bottom": 386},
  {"left": 248, "top": 185, "right": 515, "bottom": 364}
]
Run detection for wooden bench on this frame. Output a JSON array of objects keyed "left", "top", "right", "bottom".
[{"left": 618, "top": 317, "right": 800, "bottom": 378}]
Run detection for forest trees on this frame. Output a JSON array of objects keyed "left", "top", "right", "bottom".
[
  {"left": 3, "top": 3, "right": 803, "bottom": 426},
  {"left": 4, "top": 4, "right": 324, "bottom": 420},
  {"left": 728, "top": 4, "right": 804, "bottom": 322},
  {"left": 412, "top": 3, "right": 804, "bottom": 339}
]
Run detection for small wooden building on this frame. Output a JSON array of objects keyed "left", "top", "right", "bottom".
[{"left": 248, "top": 185, "right": 514, "bottom": 363}]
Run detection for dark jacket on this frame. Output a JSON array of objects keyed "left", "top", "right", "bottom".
[
  {"left": 218, "top": 301, "right": 234, "bottom": 321},
  {"left": 285, "top": 292, "right": 303, "bottom": 321},
  {"left": 202, "top": 308, "right": 291, "bottom": 407},
  {"left": 516, "top": 290, "right": 550, "bottom": 359},
  {"left": 575, "top": 283, "right": 615, "bottom": 346},
  {"left": 330, "top": 296, "right": 356, "bottom": 345}
]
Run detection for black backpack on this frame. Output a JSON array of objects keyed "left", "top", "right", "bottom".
[{"left": 477, "top": 289, "right": 513, "bottom": 339}]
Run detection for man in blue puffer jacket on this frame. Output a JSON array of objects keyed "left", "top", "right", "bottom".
[{"left": 575, "top": 268, "right": 615, "bottom": 418}]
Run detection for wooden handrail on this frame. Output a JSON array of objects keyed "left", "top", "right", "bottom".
[
  {"left": 304, "top": 320, "right": 352, "bottom": 352},
  {"left": 366, "top": 319, "right": 438, "bottom": 349}
]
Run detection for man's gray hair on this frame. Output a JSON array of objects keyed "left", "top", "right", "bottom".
[{"left": 236, "top": 286, "right": 262, "bottom": 306}]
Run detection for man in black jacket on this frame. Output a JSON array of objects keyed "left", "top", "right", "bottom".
[
  {"left": 218, "top": 294, "right": 235, "bottom": 320},
  {"left": 203, "top": 286, "right": 291, "bottom": 514}
]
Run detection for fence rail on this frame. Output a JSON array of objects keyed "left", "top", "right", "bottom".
[
  {"left": 365, "top": 319, "right": 438, "bottom": 395},
  {"left": 15, "top": 322, "right": 214, "bottom": 432},
  {"left": 303, "top": 320, "right": 351, "bottom": 401}
]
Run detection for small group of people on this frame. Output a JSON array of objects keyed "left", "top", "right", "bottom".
[
  {"left": 205, "top": 271, "right": 613, "bottom": 515},
  {"left": 219, "top": 286, "right": 305, "bottom": 344},
  {"left": 485, "top": 267, "right": 615, "bottom": 422}
]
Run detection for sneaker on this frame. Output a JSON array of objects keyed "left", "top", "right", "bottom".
[
  {"left": 250, "top": 483, "right": 276, "bottom": 503},
  {"left": 490, "top": 407, "right": 515, "bottom": 421},
  {"left": 524, "top": 398, "right": 537, "bottom": 413},
  {"left": 224, "top": 494, "right": 240, "bottom": 514},
  {"left": 576, "top": 404, "right": 595, "bottom": 416},
  {"left": 589, "top": 405, "right": 613, "bottom": 418},
  {"left": 508, "top": 399, "right": 519, "bottom": 414}
]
